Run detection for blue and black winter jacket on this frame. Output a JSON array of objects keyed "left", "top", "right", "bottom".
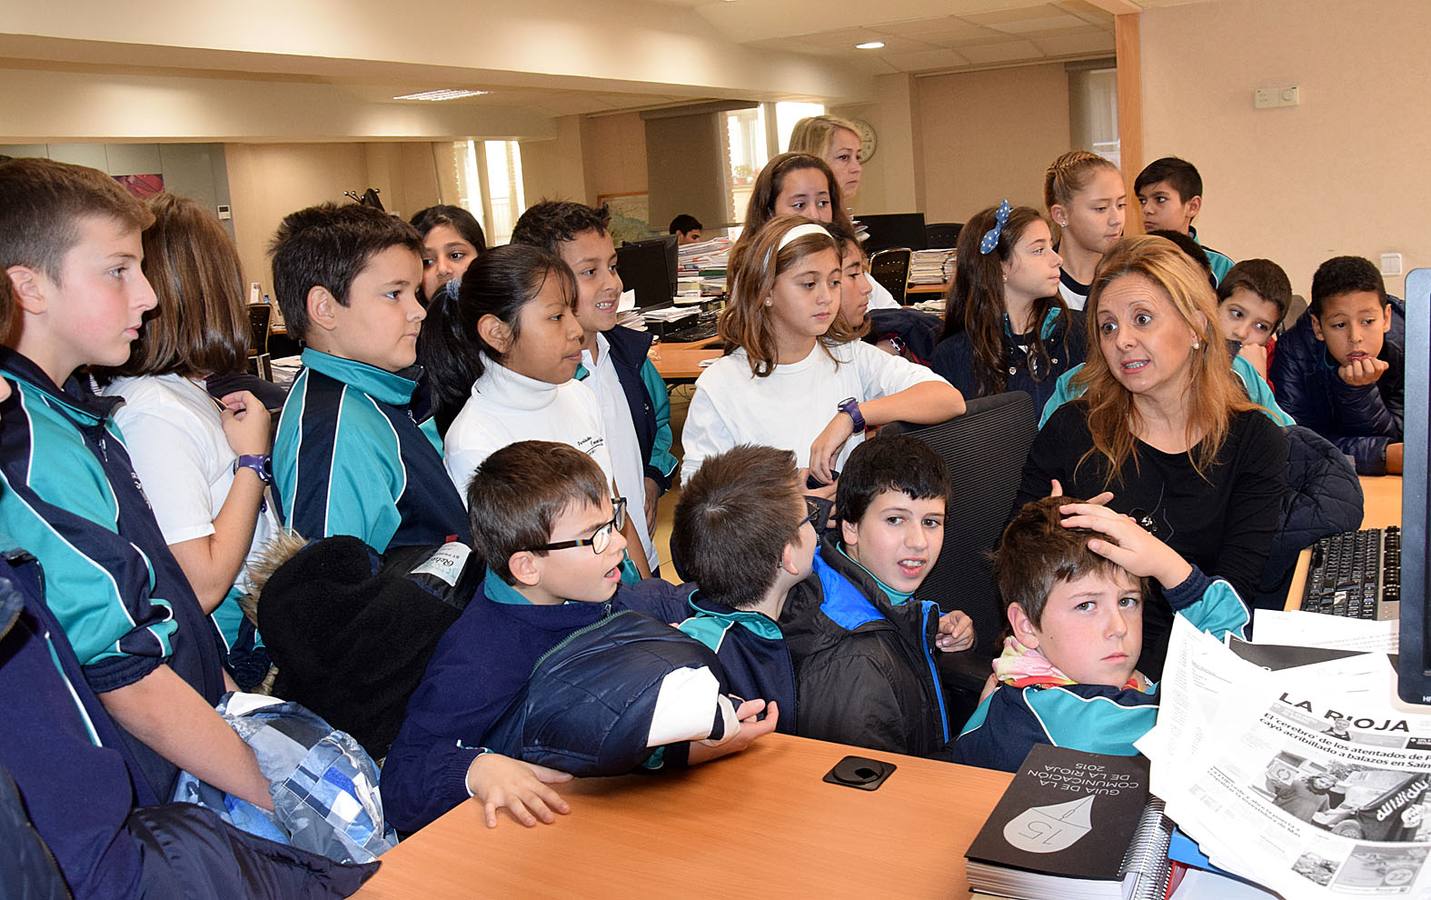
[{"left": 779, "top": 537, "right": 952, "bottom": 759}]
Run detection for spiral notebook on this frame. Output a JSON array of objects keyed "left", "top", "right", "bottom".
[{"left": 965, "top": 745, "right": 1174, "bottom": 900}]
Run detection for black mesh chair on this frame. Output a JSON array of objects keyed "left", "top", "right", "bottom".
[
  {"left": 925, "top": 222, "right": 963, "bottom": 249},
  {"left": 868, "top": 248, "right": 912, "bottom": 305},
  {"left": 247, "top": 303, "right": 273, "bottom": 381},
  {"left": 883, "top": 391, "right": 1039, "bottom": 727}
]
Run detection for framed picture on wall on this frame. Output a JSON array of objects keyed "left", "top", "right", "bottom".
[{"left": 597, "top": 191, "right": 651, "bottom": 246}]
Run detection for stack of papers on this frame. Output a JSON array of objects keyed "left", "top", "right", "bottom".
[
  {"left": 908, "top": 248, "right": 955, "bottom": 285},
  {"left": 677, "top": 238, "right": 732, "bottom": 297},
  {"left": 1138, "top": 617, "right": 1431, "bottom": 899}
]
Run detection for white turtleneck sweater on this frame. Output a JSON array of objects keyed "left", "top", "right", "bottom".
[{"left": 443, "top": 358, "right": 614, "bottom": 502}]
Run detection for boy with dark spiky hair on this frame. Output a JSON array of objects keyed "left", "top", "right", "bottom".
[
  {"left": 1271, "top": 255, "right": 1405, "bottom": 475},
  {"left": 778, "top": 433, "right": 976, "bottom": 758},
  {"left": 269, "top": 202, "right": 469, "bottom": 552},
  {"left": 672, "top": 444, "right": 819, "bottom": 727},
  {"left": 953, "top": 496, "right": 1250, "bottom": 772},
  {"left": 511, "top": 200, "right": 673, "bottom": 574},
  {"left": 1135, "top": 156, "right": 1234, "bottom": 284}
]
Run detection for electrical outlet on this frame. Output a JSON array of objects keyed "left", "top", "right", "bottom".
[
  {"left": 1254, "top": 85, "right": 1300, "bottom": 109},
  {"left": 1380, "top": 253, "right": 1403, "bottom": 277}
]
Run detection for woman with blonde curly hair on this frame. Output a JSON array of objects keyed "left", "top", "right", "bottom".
[{"left": 1016, "top": 235, "right": 1288, "bottom": 676}]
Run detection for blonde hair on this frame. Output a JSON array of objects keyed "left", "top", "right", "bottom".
[
  {"left": 1043, "top": 150, "right": 1120, "bottom": 211},
  {"left": 788, "top": 115, "right": 861, "bottom": 161},
  {"left": 720, "top": 215, "right": 842, "bottom": 377},
  {"left": 1074, "top": 235, "right": 1257, "bottom": 483}
]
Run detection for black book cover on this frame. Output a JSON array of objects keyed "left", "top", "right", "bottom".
[{"left": 966, "top": 745, "right": 1151, "bottom": 881}]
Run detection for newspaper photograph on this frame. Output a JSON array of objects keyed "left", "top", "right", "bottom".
[{"left": 1141, "top": 618, "right": 1431, "bottom": 899}]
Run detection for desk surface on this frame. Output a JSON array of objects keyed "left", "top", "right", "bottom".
[
  {"left": 906, "top": 281, "right": 950, "bottom": 296},
  {"left": 650, "top": 334, "right": 723, "bottom": 382},
  {"left": 1285, "top": 475, "right": 1402, "bottom": 610},
  {"left": 356, "top": 733, "right": 1012, "bottom": 899}
]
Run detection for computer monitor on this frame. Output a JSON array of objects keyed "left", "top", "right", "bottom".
[
  {"left": 1398, "top": 267, "right": 1429, "bottom": 704},
  {"left": 859, "top": 213, "right": 928, "bottom": 254},
  {"left": 616, "top": 235, "right": 678, "bottom": 310}
]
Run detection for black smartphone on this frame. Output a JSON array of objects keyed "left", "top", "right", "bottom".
[{"left": 806, "top": 469, "right": 840, "bottom": 490}]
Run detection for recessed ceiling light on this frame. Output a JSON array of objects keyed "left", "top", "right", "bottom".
[
  {"left": 854, "top": 41, "right": 886, "bottom": 50},
  {"left": 393, "top": 89, "right": 490, "bottom": 102}
]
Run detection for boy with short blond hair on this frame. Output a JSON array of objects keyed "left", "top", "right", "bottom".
[
  {"left": 270, "top": 202, "right": 469, "bottom": 552},
  {"left": 952, "top": 496, "right": 1250, "bottom": 772},
  {"left": 0, "top": 157, "right": 270, "bottom": 807}
]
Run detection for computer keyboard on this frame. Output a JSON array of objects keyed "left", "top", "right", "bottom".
[
  {"left": 1302, "top": 526, "right": 1401, "bottom": 618},
  {"left": 661, "top": 320, "right": 719, "bottom": 344}
]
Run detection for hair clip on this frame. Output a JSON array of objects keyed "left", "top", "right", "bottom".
[{"left": 979, "top": 199, "right": 1012, "bottom": 255}]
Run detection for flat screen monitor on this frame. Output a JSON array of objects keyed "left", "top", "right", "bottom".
[
  {"left": 860, "top": 212, "right": 928, "bottom": 254},
  {"left": 617, "top": 235, "right": 678, "bottom": 310},
  {"left": 1398, "top": 267, "right": 1429, "bottom": 704}
]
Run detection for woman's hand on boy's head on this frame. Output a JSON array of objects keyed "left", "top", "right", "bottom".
[
  {"left": 464, "top": 753, "right": 573, "bottom": 829},
  {"left": 808, "top": 414, "right": 855, "bottom": 486},
  {"left": 935, "top": 610, "right": 975, "bottom": 652},
  {"left": 688, "top": 699, "right": 778, "bottom": 766},
  {"left": 1057, "top": 503, "right": 1192, "bottom": 589},
  {"left": 1337, "top": 356, "right": 1390, "bottom": 388},
  {"left": 1047, "top": 479, "right": 1114, "bottom": 507}
]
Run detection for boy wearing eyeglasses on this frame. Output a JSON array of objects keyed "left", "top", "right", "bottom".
[
  {"left": 671, "top": 445, "right": 821, "bottom": 731},
  {"left": 382, "top": 441, "right": 778, "bottom": 834}
]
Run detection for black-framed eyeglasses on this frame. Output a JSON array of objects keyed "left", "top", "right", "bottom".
[
  {"left": 797, "top": 496, "right": 825, "bottom": 536},
  {"left": 528, "top": 497, "right": 627, "bottom": 555}
]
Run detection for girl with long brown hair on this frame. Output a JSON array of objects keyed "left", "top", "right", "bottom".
[
  {"left": 681, "top": 216, "right": 964, "bottom": 487},
  {"left": 1016, "top": 235, "right": 1288, "bottom": 677},
  {"left": 931, "top": 201, "right": 1086, "bottom": 414}
]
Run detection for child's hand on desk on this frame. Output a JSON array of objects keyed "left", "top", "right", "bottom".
[
  {"left": 935, "top": 609, "right": 975, "bottom": 652},
  {"left": 688, "top": 699, "right": 779, "bottom": 766},
  {"left": 465, "top": 753, "right": 573, "bottom": 829}
]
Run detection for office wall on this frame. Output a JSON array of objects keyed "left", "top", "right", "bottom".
[
  {"left": 522, "top": 117, "right": 590, "bottom": 208},
  {"left": 225, "top": 142, "right": 446, "bottom": 293},
  {"left": 581, "top": 113, "right": 648, "bottom": 205},
  {"left": 1141, "top": 0, "right": 1431, "bottom": 293},
  {"left": 916, "top": 63, "right": 1072, "bottom": 225},
  {"left": 832, "top": 73, "right": 925, "bottom": 217}
]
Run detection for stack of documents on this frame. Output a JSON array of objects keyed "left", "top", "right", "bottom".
[
  {"left": 677, "top": 238, "right": 731, "bottom": 296},
  {"left": 908, "top": 248, "right": 955, "bottom": 285},
  {"left": 1138, "top": 616, "right": 1431, "bottom": 899}
]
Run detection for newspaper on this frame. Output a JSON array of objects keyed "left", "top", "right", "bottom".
[{"left": 1138, "top": 617, "right": 1431, "bottom": 899}]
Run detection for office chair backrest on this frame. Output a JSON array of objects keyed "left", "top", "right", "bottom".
[
  {"left": 248, "top": 303, "right": 272, "bottom": 357},
  {"left": 882, "top": 391, "right": 1038, "bottom": 656},
  {"left": 925, "top": 222, "right": 963, "bottom": 249},
  {"left": 869, "top": 248, "right": 912, "bottom": 306},
  {"left": 1282, "top": 294, "right": 1308, "bottom": 332}
]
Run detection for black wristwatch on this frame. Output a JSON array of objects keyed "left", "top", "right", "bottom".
[
  {"left": 837, "top": 397, "right": 866, "bottom": 432},
  {"left": 233, "top": 453, "right": 273, "bottom": 485}
]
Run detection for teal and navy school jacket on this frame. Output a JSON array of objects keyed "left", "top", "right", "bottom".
[
  {"left": 1190, "top": 227, "right": 1235, "bottom": 285},
  {"left": 0, "top": 349, "right": 228, "bottom": 799},
  {"left": 575, "top": 326, "right": 678, "bottom": 493},
  {"left": 952, "top": 567, "right": 1249, "bottom": 772},
  {"left": 1038, "top": 355, "right": 1293, "bottom": 429},
  {"left": 273, "top": 349, "right": 470, "bottom": 552},
  {"left": 676, "top": 592, "right": 797, "bottom": 732}
]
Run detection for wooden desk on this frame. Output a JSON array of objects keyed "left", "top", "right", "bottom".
[
  {"left": 906, "top": 281, "right": 950, "bottom": 296},
  {"left": 650, "top": 335, "right": 723, "bottom": 383},
  {"left": 1285, "top": 476, "right": 1402, "bottom": 610},
  {"left": 357, "top": 733, "right": 1012, "bottom": 899}
]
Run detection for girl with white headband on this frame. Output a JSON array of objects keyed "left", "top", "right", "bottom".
[{"left": 680, "top": 216, "right": 965, "bottom": 487}]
